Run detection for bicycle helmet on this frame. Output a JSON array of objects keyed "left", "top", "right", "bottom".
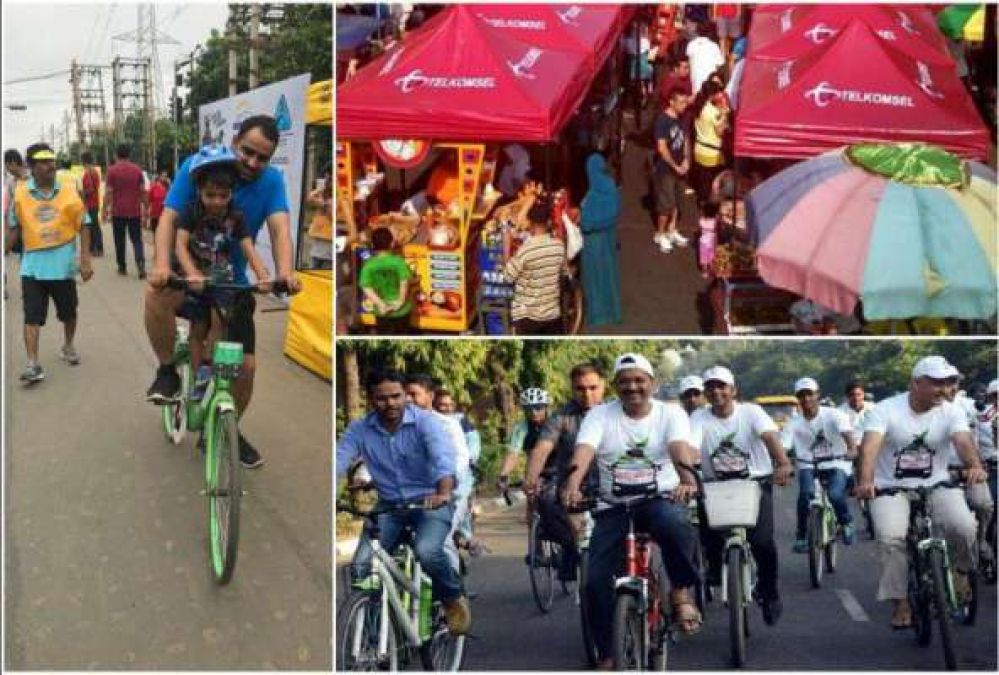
[
  {"left": 189, "top": 144, "right": 239, "bottom": 187},
  {"left": 519, "top": 387, "right": 550, "bottom": 407}
]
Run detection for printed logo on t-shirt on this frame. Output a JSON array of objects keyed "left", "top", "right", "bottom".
[
  {"left": 810, "top": 429, "right": 834, "bottom": 460},
  {"left": 894, "top": 430, "right": 934, "bottom": 478},
  {"left": 712, "top": 432, "right": 750, "bottom": 477}
]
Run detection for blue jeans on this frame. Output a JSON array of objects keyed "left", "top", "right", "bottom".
[
  {"left": 585, "top": 498, "right": 699, "bottom": 661},
  {"left": 350, "top": 502, "right": 463, "bottom": 603},
  {"left": 796, "top": 467, "right": 852, "bottom": 538}
]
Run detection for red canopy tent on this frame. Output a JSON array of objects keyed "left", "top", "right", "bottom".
[
  {"left": 467, "top": 4, "right": 628, "bottom": 75},
  {"left": 735, "top": 20, "right": 990, "bottom": 159},
  {"left": 747, "top": 4, "right": 952, "bottom": 65},
  {"left": 337, "top": 5, "right": 603, "bottom": 142}
]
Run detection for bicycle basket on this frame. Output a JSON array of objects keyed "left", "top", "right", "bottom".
[{"left": 702, "top": 479, "right": 761, "bottom": 529}]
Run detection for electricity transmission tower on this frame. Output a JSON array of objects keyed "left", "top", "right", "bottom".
[{"left": 70, "top": 60, "right": 111, "bottom": 165}]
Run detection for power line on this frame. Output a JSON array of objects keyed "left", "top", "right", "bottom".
[{"left": 2, "top": 70, "right": 72, "bottom": 86}]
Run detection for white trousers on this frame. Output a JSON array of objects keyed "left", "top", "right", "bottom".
[
  {"left": 871, "top": 487, "right": 977, "bottom": 601},
  {"left": 444, "top": 494, "right": 470, "bottom": 573}
]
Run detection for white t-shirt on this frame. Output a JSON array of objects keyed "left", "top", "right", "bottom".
[
  {"left": 690, "top": 403, "right": 779, "bottom": 480},
  {"left": 433, "top": 410, "right": 473, "bottom": 498},
  {"left": 863, "top": 393, "right": 970, "bottom": 489},
  {"left": 977, "top": 405, "right": 997, "bottom": 462},
  {"left": 838, "top": 401, "right": 874, "bottom": 444},
  {"left": 686, "top": 37, "right": 725, "bottom": 96},
  {"left": 788, "top": 407, "right": 854, "bottom": 475},
  {"left": 945, "top": 395, "right": 979, "bottom": 467},
  {"left": 576, "top": 400, "right": 690, "bottom": 503}
]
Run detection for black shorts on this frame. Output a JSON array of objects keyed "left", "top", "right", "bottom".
[
  {"left": 177, "top": 292, "right": 257, "bottom": 356},
  {"left": 22, "top": 277, "right": 78, "bottom": 326},
  {"left": 654, "top": 169, "right": 684, "bottom": 214}
]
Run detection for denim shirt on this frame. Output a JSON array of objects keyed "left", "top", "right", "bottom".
[{"left": 337, "top": 405, "right": 457, "bottom": 503}]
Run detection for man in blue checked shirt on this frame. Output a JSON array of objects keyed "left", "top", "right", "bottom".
[{"left": 337, "top": 369, "right": 471, "bottom": 635}]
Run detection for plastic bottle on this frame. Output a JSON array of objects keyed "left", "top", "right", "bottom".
[
  {"left": 190, "top": 364, "right": 212, "bottom": 401},
  {"left": 418, "top": 575, "right": 433, "bottom": 638}
]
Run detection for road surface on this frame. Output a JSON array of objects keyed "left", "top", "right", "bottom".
[{"left": 4, "top": 236, "right": 332, "bottom": 669}]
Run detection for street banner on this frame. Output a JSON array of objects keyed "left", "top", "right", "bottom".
[{"left": 199, "top": 73, "right": 311, "bottom": 280}]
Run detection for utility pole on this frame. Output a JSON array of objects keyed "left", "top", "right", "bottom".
[{"left": 249, "top": 4, "right": 261, "bottom": 90}]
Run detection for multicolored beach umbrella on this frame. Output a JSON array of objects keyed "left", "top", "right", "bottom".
[
  {"left": 937, "top": 4, "right": 985, "bottom": 42},
  {"left": 748, "top": 143, "right": 996, "bottom": 321}
]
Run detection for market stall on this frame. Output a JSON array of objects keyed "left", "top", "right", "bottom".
[
  {"left": 336, "top": 5, "right": 630, "bottom": 334},
  {"left": 283, "top": 79, "right": 332, "bottom": 380},
  {"left": 710, "top": 8, "right": 993, "bottom": 335}
]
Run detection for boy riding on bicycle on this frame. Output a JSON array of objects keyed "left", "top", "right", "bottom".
[{"left": 171, "top": 145, "right": 271, "bottom": 391}]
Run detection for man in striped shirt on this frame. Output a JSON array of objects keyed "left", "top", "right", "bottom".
[{"left": 504, "top": 199, "right": 566, "bottom": 335}]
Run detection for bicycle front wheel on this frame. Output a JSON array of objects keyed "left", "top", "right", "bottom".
[
  {"left": 928, "top": 547, "right": 957, "bottom": 670},
  {"left": 808, "top": 507, "right": 824, "bottom": 589},
  {"left": 337, "top": 591, "right": 399, "bottom": 671},
  {"left": 528, "top": 518, "right": 555, "bottom": 613},
  {"left": 824, "top": 510, "right": 838, "bottom": 574},
  {"left": 612, "top": 593, "right": 645, "bottom": 671},
  {"left": 726, "top": 547, "right": 748, "bottom": 667},
  {"left": 162, "top": 360, "right": 191, "bottom": 444},
  {"left": 418, "top": 603, "right": 467, "bottom": 672},
  {"left": 207, "top": 408, "right": 241, "bottom": 584}
]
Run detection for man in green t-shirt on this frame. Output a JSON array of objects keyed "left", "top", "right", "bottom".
[{"left": 359, "top": 227, "right": 413, "bottom": 333}]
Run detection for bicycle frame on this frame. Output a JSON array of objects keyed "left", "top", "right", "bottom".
[
  {"left": 611, "top": 498, "right": 666, "bottom": 654},
  {"left": 810, "top": 471, "right": 837, "bottom": 548},
  {"left": 353, "top": 539, "right": 432, "bottom": 660},
  {"left": 906, "top": 493, "right": 958, "bottom": 612}
]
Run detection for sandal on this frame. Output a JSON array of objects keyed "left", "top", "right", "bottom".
[
  {"left": 669, "top": 587, "right": 703, "bottom": 635},
  {"left": 890, "top": 600, "right": 912, "bottom": 630}
]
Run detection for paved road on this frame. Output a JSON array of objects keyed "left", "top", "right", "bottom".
[
  {"left": 4, "top": 235, "right": 332, "bottom": 669},
  {"left": 585, "top": 110, "right": 707, "bottom": 336},
  {"left": 454, "top": 486, "right": 997, "bottom": 671}
]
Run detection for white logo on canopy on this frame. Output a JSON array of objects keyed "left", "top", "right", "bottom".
[
  {"left": 508, "top": 48, "right": 543, "bottom": 80},
  {"left": 804, "top": 81, "right": 916, "bottom": 108},
  {"left": 394, "top": 69, "right": 497, "bottom": 93}
]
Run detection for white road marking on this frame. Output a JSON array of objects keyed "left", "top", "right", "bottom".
[{"left": 836, "top": 588, "right": 871, "bottom": 622}]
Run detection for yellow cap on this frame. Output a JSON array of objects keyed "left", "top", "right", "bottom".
[{"left": 28, "top": 149, "right": 56, "bottom": 161}]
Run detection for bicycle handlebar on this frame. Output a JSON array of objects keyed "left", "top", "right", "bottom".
[
  {"left": 167, "top": 275, "right": 290, "bottom": 294},
  {"left": 336, "top": 497, "right": 451, "bottom": 519},
  {"left": 873, "top": 479, "right": 959, "bottom": 499}
]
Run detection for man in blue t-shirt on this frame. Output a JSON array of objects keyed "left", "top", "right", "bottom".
[
  {"left": 652, "top": 87, "right": 691, "bottom": 254},
  {"left": 143, "top": 115, "right": 301, "bottom": 469}
]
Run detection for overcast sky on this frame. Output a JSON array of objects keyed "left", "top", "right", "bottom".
[{"left": 2, "top": 1, "right": 230, "bottom": 156}]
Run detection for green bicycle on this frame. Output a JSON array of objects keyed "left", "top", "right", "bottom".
[{"left": 161, "top": 276, "right": 287, "bottom": 585}]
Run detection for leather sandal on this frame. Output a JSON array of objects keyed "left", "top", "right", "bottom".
[{"left": 669, "top": 587, "right": 703, "bottom": 635}]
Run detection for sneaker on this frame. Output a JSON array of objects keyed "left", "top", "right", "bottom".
[
  {"left": 138, "top": 267, "right": 147, "bottom": 280},
  {"left": 653, "top": 232, "right": 665, "bottom": 245},
  {"left": 239, "top": 434, "right": 265, "bottom": 469},
  {"left": 145, "top": 365, "right": 181, "bottom": 404},
  {"left": 442, "top": 596, "right": 471, "bottom": 635},
  {"left": 842, "top": 523, "right": 856, "bottom": 545},
  {"left": 760, "top": 593, "right": 783, "bottom": 626},
  {"left": 792, "top": 537, "right": 809, "bottom": 554},
  {"left": 59, "top": 345, "right": 81, "bottom": 366},
  {"left": 658, "top": 237, "right": 674, "bottom": 253},
  {"left": 668, "top": 231, "right": 689, "bottom": 247},
  {"left": 117, "top": 266, "right": 127, "bottom": 276},
  {"left": 19, "top": 363, "right": 45, "bottom": 384}
]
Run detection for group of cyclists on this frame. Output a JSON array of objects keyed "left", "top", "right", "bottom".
[{"left": 336, "top": 351, "right": 997, "bottom": 670}]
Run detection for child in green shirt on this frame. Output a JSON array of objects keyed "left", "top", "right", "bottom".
[{"left": 359, "top": 227, "right": 413, "bottom": 332}]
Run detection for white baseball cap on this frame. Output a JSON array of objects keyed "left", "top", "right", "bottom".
[
  {"left": 678, "top": 375, "right": 704, "bottom": 394},
  {"left": 702, "top": 366, "right": 736, "bottom": 387},
  {"left": 794, "top": 377, "right": 820, "bottom": 394},
  {"left": 912, "top": 355, "right": 960, "bottom": 381},
  {"left": 614, "top": 353, "right": 655, "bottom": 379},
  {"left": 987, "top": 378, "right": 998, "bottom": 396}
]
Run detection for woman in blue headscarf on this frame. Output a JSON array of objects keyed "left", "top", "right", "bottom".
[{"left": 579, "top": 153, "right": 622, "bottom": 326}]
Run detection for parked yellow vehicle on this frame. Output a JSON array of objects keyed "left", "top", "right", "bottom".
[{"left": 753, "top": 395, "right": 800, "bottom": 430}]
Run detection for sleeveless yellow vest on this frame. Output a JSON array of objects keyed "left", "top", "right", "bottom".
[{"left": 14, "top": 181, "right": 85, "bottom": 251}]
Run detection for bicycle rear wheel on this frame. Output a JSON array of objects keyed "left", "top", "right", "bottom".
[
  {"left": 726, "top": 547, "right": 748, "bottom": 667},
  {"left": 612, "top": 593, "right": 645, "bottom": 670},
  {"left": 207, "top": 408, "right": 241, "bottom": 584},
  {"left": 808, "top": 507, "right": 824, "bottom": 589},
  {"left": 928, "top": 548, "right": 957, "bottom": 670},
  {"left": 419, "top": 603, "right": 467, "bottom": 671},
  {"left": 910, "top": 562, "right": 932, "bottom": 647},
  {"left": 529, "top": 518, "right": 555, "bottom": 613},
  {"left": 337, "top": 591, "right": 399, "bottom": 671},
  {"left": 162, "top": 360, "right": 190, "bottom": 444}
]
